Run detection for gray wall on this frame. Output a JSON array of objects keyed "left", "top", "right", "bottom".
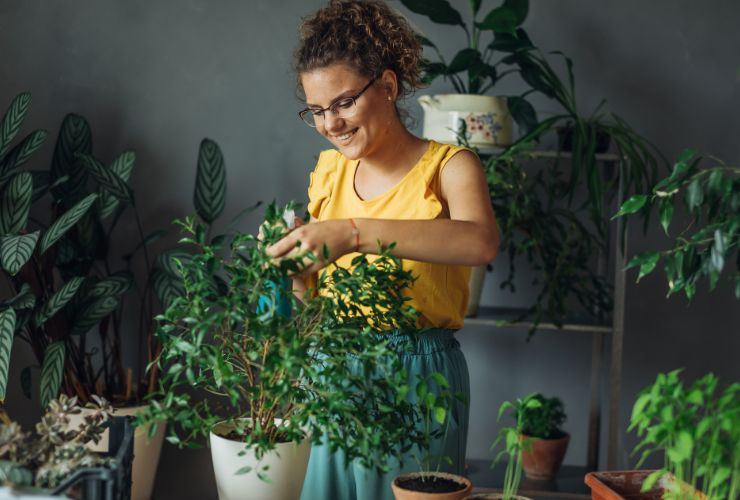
[{"left": 1, "top": 1, "right": 738, "bottom": 498}]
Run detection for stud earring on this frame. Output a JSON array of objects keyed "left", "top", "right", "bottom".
[{"left": 387, "top": 96, "right": 392, "bottom": 101}]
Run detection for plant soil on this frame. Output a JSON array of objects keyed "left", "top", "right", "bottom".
[
  {"left": 396, "top": 476, "right": 466, "bottom": 493},
  {"left": 218, "top": 429, "right": 291, "bottom": 444}
]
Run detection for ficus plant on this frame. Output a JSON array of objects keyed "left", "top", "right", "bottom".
[
  {"left": 615, "top": 149, "right": 739, "bottom": 301},
  {"left": 491, "top": 393, "right": 541, "bottom": 500},
  {"left": 400, "top": 0, "right": 540, "bottom": 133},
  {"left": 629, "top": 369, "right": 739, "bottom": 499},
  {"left": 139, "top": 203, "right": 429, "bottom": 479}
]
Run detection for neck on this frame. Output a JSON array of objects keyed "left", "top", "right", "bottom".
[{"left": 360, "top": 120, "right": 426, "bottom": 174}]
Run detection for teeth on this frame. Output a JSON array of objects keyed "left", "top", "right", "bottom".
[{"left": 336, "top": 130, "right": 356, "bottom": 141}]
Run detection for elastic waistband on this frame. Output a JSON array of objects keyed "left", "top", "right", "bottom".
[{"left": 380, "top": 328, "right": 459, "bottom": 355}]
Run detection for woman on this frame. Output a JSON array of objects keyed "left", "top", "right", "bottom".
[{"left": 267, "top": 1, "right": 499, "bottom": 498}]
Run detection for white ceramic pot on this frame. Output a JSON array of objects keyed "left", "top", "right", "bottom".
[
  {"left": 67, "top": 403, "right": 166, "bottom": 500},
  {"left": 210, "top": 419, "right": 311, "bottom": 500},
  {"left": 466, "top": 264, "right": 487, "bottom": 317},
  {"left": 418, "top": 94, "right": 513, "bottom": 148}
]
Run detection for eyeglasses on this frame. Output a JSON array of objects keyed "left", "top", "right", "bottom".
[{"left": 298, "top": 77, "right": 377, "bottom": 128}]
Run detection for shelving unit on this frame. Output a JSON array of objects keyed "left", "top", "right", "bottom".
[{"left": 466, "top": 150, "right": 627, "bottom": 490}]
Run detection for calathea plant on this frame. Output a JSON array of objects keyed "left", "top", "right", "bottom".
[
  {"left": 615, "top": 149, "right": 739, "bottom": 300},
  {"left": 139, "top": 202, "right": 426, "bottom": 477},
  {"left": 400, "top": 0, "right": 540, "bottom": 132}
]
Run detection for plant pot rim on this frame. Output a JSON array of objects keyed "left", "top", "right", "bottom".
[
  {"left": 420, "top": 93, "right": 509, "bottom": 100},
  {"left": 392, "top": 471, "right": 473, "bottom": 494},
  {"left": 210, "top": 418, "right": 307, "bottom": 444},
  {"left": 521, "top": 431, "right": 570, "bottom": 441}
]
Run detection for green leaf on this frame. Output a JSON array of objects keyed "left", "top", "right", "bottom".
[
  {"left": 77, "top": 152, "right": 133, "bottom": 202},
  {"left": 503, "top": 0, "right": 529, "bottom": 25},
  {"left": 658, "top": 197, "right": 673, "bottom": 235},
  {"left": 0, "top": 231, "right": 39, "bottom": 275},
  {"left": 0, "top": 172, "right": 33, "bottom": 235},
  {"left": 710, "top": 467, "right": 731, "bottom": 489},
  {"left": 640, "top": 469, "right": 665, "bottom": 493},
  {"left": 625, "top": 252, "right": 660, "bottom": 282},
  {"left": 488, "top": 29, "right": 534, "bottom": 52},
  {"left": 50, "top": 113, "right": 92, "bottom": 199},
  {"left": 85, "top": 271, "right": 134, "bottom": 299},
  {"left": 72, "top": 295, "right": 119, "bottom": 335},
  {"left": 152, "top": 269, "right": 185, "bottom": 309},
  {"left": 613, "top": 194, "right": 647, "bottom": 219},
  {"left": 447, "top": 48, "right": 482, "bottom": 75},
  {"left": 434, "top": 406, "right": 446, "bottom": 425},
  {"left": 398, "top": 0, "right": 465, "bottom": 26},
  {"left": 666, "top": 431, "right": 693, "bottom": 463},
  {"left": 194, "top": 138, "right": 227, "bottom": 224},
  {"left": 685, "top": 178, "right": 703, "bottom": 211},
  {"left": 468, "top": 0, "right": 482, "bottom": 15},
  {"left": 40, "top": 341, "right": 65, "bottom": 408},
  {"left": 0, "top": 308, "right": 16, "bottom": 402},
  {"left": 235, "top": 465, "right": 253, "bottom": 475},
  {"left": 0, "top": 130, "right": 48, "bottom": 184},
  {"left": 507, "top": 96, "right": 538, "bottom": 135},
  {"left": 1, "top": 283, "right": 36, "bottom": 310},
  {"left": 477, "top": 6, "right": 518, "bottom": 33},
  {"left": 415, "top": 34, "right": 437, "bottom": 48},
  {"left": 0, "top": 93, "right": 31, "bottom": 158},
  {"left": 98, "top": 150, "right": 136, "bottom": 218},
  {"left": 34, "top": 276, "right": 85, "bottom": 327},
  {"left": 38, "top": 193, "right": 98, "bottom": 254},
  {"left": 155, "top": 250, "right": 192, "bottom": 278}
]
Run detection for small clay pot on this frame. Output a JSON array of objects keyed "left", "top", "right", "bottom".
[
  {"left": 520, "top": 433, "right": 570, "bottom": 480},
  {"left": 391, "top": 471, "right": 472, "bottom": 500}
]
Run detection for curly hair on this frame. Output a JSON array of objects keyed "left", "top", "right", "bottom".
[{"left": 293, "top": 0, "right": 423, "bottom": 103}]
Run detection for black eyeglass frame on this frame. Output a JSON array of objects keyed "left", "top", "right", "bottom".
[{"left": 298, "top": 77, "right": 378, "bottom": 127}]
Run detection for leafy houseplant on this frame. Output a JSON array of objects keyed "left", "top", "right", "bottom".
[
  {"left": 588, "top": 370, "right": 739, "bottom": 499},
  {"left": 0, "top": 395, "right": 114, "bottom": 490},
  {"left": 615, "top": 149, "right": 739, "bottom": 300},
  {"left": 391, "top": 373, "right": 472, "bottom": 498},
  {"left": 401, "top": 0, "right": 538, "bottom": 148},
  {"left": 140, "top": 203, "right": 426, "bottom": 495},
  {"left": 486, "top": 393, "right": 541, "bottom": 500},
  {"left": 517, "top": 393, "right": 569, "bottom": 480}
]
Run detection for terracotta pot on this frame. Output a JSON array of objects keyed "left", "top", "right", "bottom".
[
  {"left": 584, "top": 470, "right": 707, "bottom": 500},
  {"left": 391, "top": 472, "right": 472, "bottom": 500},
  {"left": 520, "top": 433, "right": 570, "bottom": 480}
]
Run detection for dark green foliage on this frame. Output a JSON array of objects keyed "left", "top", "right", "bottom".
[
  {"left": 39, "top": 342, "right": 65, "bottom": 408},
  {"left": 617, "top": 150, "right": 739, "bottom": 300},
  {"left": 194, "top": 138, "right": 226, "bottom": 224},
  {"left": 0, "top": 308, "right": 16, "bottom": 401},
  {"left": 518, "top": 393, "right": 566, "bottom": 439},
  {"left": 629, "top": 370, "right": 739, "bottom": 498},
  {"left": 139, "top": 203, "right": 427, "bottom": 478}
]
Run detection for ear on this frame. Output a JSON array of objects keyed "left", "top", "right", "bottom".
[{"left": 379, "top": 69, "right": 399, "bottom": 101}]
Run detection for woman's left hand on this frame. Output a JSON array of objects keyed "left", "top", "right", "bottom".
[{"left": 266, "top": 219, "right": 355, "bottom": 275}]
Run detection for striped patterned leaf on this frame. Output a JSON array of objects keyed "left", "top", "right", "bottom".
[
  {"left": 0, "top": 172, "right": 33, "bottom": 236},
  {"left": 0, "top": 92, "right": 31, "bottom": 159},
  {"left": 0, "top": 231, "right": 39, "bottom": 275},
  {"left": 98, "top": 151, "right": 135, "bottom": 218},
  {"left": 40, "top": 341, "right": 65, "bottom": 408},
  {"left": 33, "top": 276, "right": 85, "bottom": 327},
  {"left": 71, "top": 295, "right": 119, "bottom": 335},
  {"left": 50, "top": 113, "right": 91, "bottom": 200},
  {"left": 0, "top": 129, "right": 48, "bottom": 186},
  {"left": 154, "top": 250, "right": 191, "bottom": 277},
  {"left": 20, "top": 366, "right": 32, "bottom": 399},
  {"left": 194, "top": 138, "right": 226, "bottom": 224},
  {"left": 38, "top": 193, "right": 98, "bottom": 255},
  {"left": 77, "top": 152, "right": 133, "bottom": 203},
  {"left": 152, "top": 268, "right": 185, "bottom": 309},
  {"left": 0, "top": 308, "right": 16, "bottom": 402},
  {"left": 1, "top": 283, "right": 36, "bottom": 310},
  {"left": 85, "top": 271, "right": 134, "bottom": 299}
]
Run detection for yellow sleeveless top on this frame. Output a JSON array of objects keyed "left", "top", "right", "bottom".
[{"left": 306, "top": 140, "right": 471, "bottom": 330}]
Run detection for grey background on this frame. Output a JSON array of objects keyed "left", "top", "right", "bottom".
[{"left": 1, "top": 1, "right": 739, "bottom": 498}]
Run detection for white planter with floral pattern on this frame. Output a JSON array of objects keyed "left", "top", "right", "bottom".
[{"left": 418, "top": 94, "right": 513, "bottom": 148}]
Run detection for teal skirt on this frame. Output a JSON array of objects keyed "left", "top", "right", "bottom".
[{"left": 300, "top": 328, "right": 470, "bottom": 500}]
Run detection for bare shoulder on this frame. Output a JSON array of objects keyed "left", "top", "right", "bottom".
[{"left": 440, "top": 149, "right": 486, "bottom": 200}]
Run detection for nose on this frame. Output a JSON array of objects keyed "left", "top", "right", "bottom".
[{"left": 321, "top": 111, "right": 345, "bottom": 134}]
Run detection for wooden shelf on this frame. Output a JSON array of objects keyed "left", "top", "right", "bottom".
[
  {"left": 466, "top": 459, "right": 591, "bottom": 499},
  {"left": 464, "top": 306, "right": 612, "bottom": 334},
  {"left": 475, "top": 147, "right": 622, "bottom": 163}
]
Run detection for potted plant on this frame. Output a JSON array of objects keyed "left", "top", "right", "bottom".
[
  {"left": 468, "top": 393, "right": 541, "bottom": 499},
  {"left": 401, "top": 0, "right": 537, "bottom": 149},
  {"left": 391, "top": 372, "right": 472, "bottom": 499},
  {"left": 614, "top": 149, "right": 739, "bottom": 300},
  {"left": 139, "top": 203, "right": 425, "bottom": 499},
  {"left": 585, "top": 369, "right": 739, "bottom": 500},
  {"left": 517, "top": 393, "right": 569, "bottom": 480}
]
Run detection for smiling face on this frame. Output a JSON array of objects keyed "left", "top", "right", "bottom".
[{"left": 300, "top": 63, "right": 398, "bottom": 160}]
